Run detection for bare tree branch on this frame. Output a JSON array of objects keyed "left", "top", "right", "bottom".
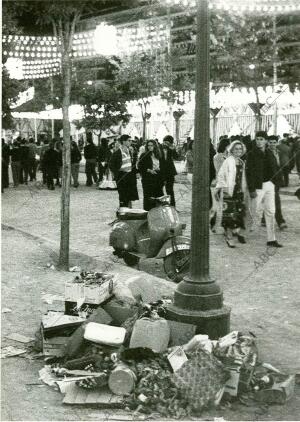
[{"left": 68, "top": 11, "right": 81, "bottom": 52}]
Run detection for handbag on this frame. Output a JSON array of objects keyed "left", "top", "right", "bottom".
[{"left": 222, "top": 194, "right": 244, "bottom": 222}]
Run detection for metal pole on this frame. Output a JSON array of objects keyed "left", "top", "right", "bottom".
[
  {"left": 273, "top": 16, "right": 278, "bottom": 136},
  {"left": 191, "top": 0, "right": 210, "bottom": 281},
  {"left": 50, "top": 77, "right": 55, "bottom": 139},
  {"left": 166, "top": 0, "right": 230, "bottom": 339}
]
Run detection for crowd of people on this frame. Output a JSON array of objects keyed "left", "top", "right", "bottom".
[
  {"left": 2, "top": 131, "right": 300, "bottom": 249},
  {"left": 212, "top": 131, "right": 300, "bottom": 248}
]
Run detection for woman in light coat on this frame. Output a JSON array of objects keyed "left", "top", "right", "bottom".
[{"left": 216, "top": 140, "right": 247, "bottom": 247}]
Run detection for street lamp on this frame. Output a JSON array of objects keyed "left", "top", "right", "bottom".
[{"left": 166, "top": 0, "right": 230, "bottom": 339}]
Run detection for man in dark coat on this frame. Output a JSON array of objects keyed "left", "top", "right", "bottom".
[
  {"left": 19, "top": 138, "right": 29, "bottom": 184},
  {"left": 245, "top": 131, "right": 282, "bottom": 247},
  {"left": 160, "top": 135, "right": 178, "bottom": 207},
  {"left": 277, "top": 136, "right": 292, "bottom": 187},
  {"left": 27, "top": 138, "right": 37, "bottom": 181},
  {"left": 84, "top": 138, "right": 98, "bottom": 186},
  {"left": 2, "top": 138, "right": 10, "bottom": 189},
  {"left": 110, "top": 134, "right": 138, "bottom": 208},
  {"left": 266, "top": 136, "right": 287, "bottom": 230},
  {"left": 43, "top": 142, "right": 59, "bottom": 190}
]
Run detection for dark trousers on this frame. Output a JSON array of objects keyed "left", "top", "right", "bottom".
[
  {"left": 28, "top": 158, "right": 36, "bottom": 181},
  {"left": 20, "top": 162, "right": 29, "bottom": 183},
  {"left": 2, "top": 163, "right": 9, "bottom": 188},
  {"left": 11, "top": 161, "right": 21, "bottom": 186},
  {"left": 98, "top": 163, "right": 105, "bottom": 182},
  {"left": 42, "top": 168, "right": 47, "bottom": 184},
  {"left": 46, "top": 168, "right": 56, "bottom": 189},
  {"left": 85, "top": 160, "right": 98, "bottom": 185},
  {"left": 56, "top": 166, "right": 62, "bottom": 185},
  {"left": 164, "top": 178, "right": 175, "bottom": 207},
  {"left": 282, "top": 166, "right": 290, "bottom": 187},
  {"left": 142, "top": 175, "right": 164, "bottom": 211},
  {"left": 275, "top": 186, "right": 285, "bottom": 226}
]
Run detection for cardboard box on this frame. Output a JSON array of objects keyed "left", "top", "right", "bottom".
[
  {"left": 42, "top": 335, "right": 68, "bottom": 357},
  {"left": 41, "top": 324, "right": 69, "bottom": 357},
  {"left": 65, "top": 278, "right": 114, "bottom": 305},
  {"left": 42, "top": 311, "right": 86, "bottom": 338},
  {"left": 64, "top": 301, "right": 99, "bottom": 317}
]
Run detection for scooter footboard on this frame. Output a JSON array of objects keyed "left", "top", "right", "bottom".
[{"left": 156, "top": 236, "right": 190, "bottom": 258}]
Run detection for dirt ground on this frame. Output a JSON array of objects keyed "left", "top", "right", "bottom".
[{"left": 1, "top": 172, "right": 300, "bottom": 421}]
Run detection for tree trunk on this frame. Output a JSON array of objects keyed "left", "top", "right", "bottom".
[{"left": 58, "top": 52, "right": 72, "bottom": 270}]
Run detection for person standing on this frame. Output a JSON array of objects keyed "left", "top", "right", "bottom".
[
  {"left": 277, "top": 136, "right": 292, "bottom": 187},
  {"left": 213, "top": 137, "right": 230, "bottom": 175},
  {"left": 216, "top": 141, "right": 247, "bottom": 247},
  {"left": 19, "top": 139, "right": 29, "bottom": 184},
  {"left": 266, "top": 136, "right": 287, "bottom": 230},
  {"left": 2, "top": 139, "right": 10, "bottom": 189},
  {"left": 138, "top": 139, "right": 164, "bottom": 210},
  {"left": 110, "top": 134, "right": 139, "bottom": 208},
  {"left": 40, "top": 140, "right": 49, "bottom": 185},
  {"left": 55, "top": 140, "right": 63, "bottom": 187},
  {"left": 245, "top": 131, "right": 283, "bottom": 248},
  {"left": 84, "top": 138, "right": 98, "bottom": 186},
  {"left": 160, "top": 135, "right": 178, "bottom": 207},
  {"left": 71, "top": 141, "right": 81, "bottom": 188},
  {"left": 10, "top": 140, "right": 21, "bottom": 187},
  {"left": 185, "top": 140, "right": 194, "bottom": 184},
  {"left": 291, "top": 136, "right": 300, "bottom": 183},
  {"left": 43, "top": 142, "right": 59, "bottom": 190},
  {"left": 98, "top": 138, "right": 110, "bottom": 183},
  {"left": 27, "top": 138, "right": 37, "bottom": 181}
]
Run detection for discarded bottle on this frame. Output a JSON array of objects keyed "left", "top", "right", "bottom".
[{"left": 108, "top": 363, "right": 137, "bottom": 395}]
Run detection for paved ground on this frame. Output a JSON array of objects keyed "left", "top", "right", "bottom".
[{"left": 1, "top": 170, "right": 300, "bottom": 421}]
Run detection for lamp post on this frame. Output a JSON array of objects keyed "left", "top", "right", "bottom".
[
  {"left": 272, "top": 15, "right": 278, "bottom": 136},
  {"left": 173, "top": 109, "right": 185, "bottom": 145},
  {"left": 166, "top": 0, "right": 230, "bottom": 339}
]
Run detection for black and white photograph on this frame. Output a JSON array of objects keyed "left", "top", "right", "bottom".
[{"left": 1, "top": 0, "right": 300, "bottom": 420}]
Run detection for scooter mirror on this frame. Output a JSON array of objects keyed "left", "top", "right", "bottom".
[{"left": 154, "top": 195, "right": 171, "bottom": 206}]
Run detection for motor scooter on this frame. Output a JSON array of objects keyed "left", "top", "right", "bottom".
[{"left": 109, "top": 196, "right": 190, "bottom": 281}]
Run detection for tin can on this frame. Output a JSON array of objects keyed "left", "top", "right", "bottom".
[{"left": 108, "top": 363, "right": 137, "bottom": 395}]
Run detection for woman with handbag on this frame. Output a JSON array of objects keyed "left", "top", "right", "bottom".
[{"left": 216, "top": 140, "right": 247, "bottom": 248}]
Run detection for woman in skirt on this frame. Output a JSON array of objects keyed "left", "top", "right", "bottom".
[{"left": 216, "top": 140, "right": 247, "bottom": 248}]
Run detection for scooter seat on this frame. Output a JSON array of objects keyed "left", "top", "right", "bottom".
[{"left": 117, "top": 207, "right": 148, "bottom": 220}]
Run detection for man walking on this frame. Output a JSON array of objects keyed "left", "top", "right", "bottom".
[
  {"left": 267, "top": 135, "right": 287, "bottom": 230},
  {"left": 246, "top": 131, "right": 283, "bottom": 247}
]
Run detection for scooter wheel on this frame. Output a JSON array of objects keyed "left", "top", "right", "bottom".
[
  {"left": 163, "top": 250, "right": 190, "bottom": 282},
  {"left": 123, "top": 252, "right": 140, "bottom": 267}
]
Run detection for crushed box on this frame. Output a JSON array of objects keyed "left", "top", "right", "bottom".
[{"left": 65, "top": 277, "right": 114, "bottom": 305}]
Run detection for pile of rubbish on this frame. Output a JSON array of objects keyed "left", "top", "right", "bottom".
[{"left": 35, "top": 270, "right": 295, "bottom": 418}]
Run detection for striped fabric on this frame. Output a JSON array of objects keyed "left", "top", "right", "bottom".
[{"left": 120, "top": 149, "right": 132, "bottom": 173}]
